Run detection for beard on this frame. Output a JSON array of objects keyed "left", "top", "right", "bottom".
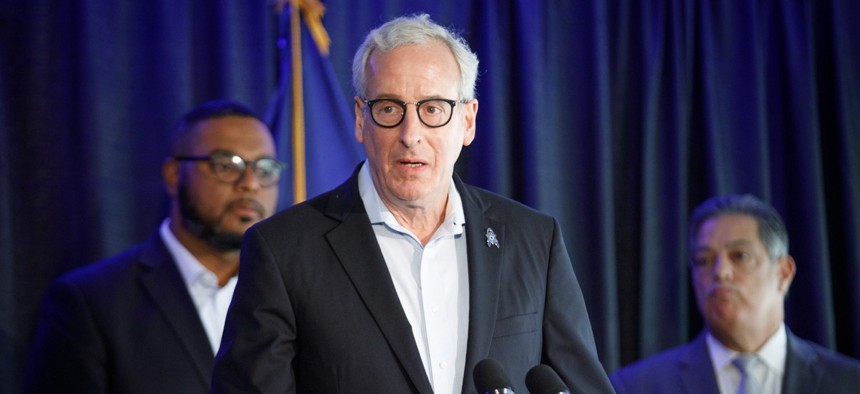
[{"left": 178, "top": 183, "right": 245, "bottom": 251}]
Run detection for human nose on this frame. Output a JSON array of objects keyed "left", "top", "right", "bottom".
[
  {"left": 712, "top": 254, "right": 732, "bottom": 281},
  {"left": 234, "top": 164, "right": 262, "bottom": 191},
  {"left": 399, "top": 103, "right": 423, "bottom": 147}
]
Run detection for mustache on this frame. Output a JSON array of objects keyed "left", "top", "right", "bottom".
[
  {"left": 706, "top": 283, "right": 738, "bottom": 297},
  {"left": 225, "top": 198, "right": 267, "bottom": 219}
]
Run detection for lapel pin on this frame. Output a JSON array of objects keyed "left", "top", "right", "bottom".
[{"left": 485, "top": 227, "right": 500, "bottom": 248}]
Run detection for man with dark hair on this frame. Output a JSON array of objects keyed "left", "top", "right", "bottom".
[
  {"left": 610, "top": 194, "right": 860, "bottom": 393},
  {"left": 23, "top": 99, "right": 282, "bottom": 393}
]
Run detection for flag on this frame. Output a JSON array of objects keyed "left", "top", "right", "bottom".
[{"left": 265, "top": 1, "right": 364, "bottom": 206}]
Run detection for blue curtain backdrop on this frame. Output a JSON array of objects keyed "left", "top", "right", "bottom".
[{"left": 2, "top": 0, "right": 859, "bottom": 392}]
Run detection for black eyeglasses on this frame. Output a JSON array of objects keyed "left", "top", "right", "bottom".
[
  {"left": 173, "top": 151, "right": 285, "bottom": 187},
  {"left": 362, "top": 98, "right": 465, "bottom": 128}
]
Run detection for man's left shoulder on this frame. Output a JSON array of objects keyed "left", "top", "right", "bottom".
[
  {"left": 805, "top": 340, "right": 860, "bottom": 367},
  {"left": 460, "top": 183, "right": 550, "bottom": 220},
  {"left": 790, "top": 335, "right": 860, "bottom": 375}
]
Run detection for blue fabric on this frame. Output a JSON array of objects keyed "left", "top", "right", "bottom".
[
  {"left": 264, "top": 11, "right": 364, "bottom": 205},
  {"left": 2, "top": 1, "right": 860, "bottom": 392}
]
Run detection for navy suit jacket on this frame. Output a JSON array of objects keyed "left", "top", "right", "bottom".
[
  {"left": 610, "top": 329, "right": 860, "bottom": 394},
  {"left": 23, "top": 234, "right": 214, "bottom": 393},
  {"left": 213, "top": 171, "right": 613, "bottom": 393}
]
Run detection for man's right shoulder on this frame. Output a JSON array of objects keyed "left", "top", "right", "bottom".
[
  {"left": 255, "top": 186, "right": 362, "bottom": 232},
  {"left": 609, "top": 340, "right": 700, "bottom": 392},
  {"left": 53, "top": 238, "right": 152, "bottom": 288},
  {"left": 613, "top": 344, "right": 687, "bottom": 374}
]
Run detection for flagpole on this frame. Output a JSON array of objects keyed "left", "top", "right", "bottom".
[{"left": 289, "top": 0, "right": 307, "bottom": 203}]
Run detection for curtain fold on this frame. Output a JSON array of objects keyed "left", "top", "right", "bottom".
[{"left": 2, "top": 0, "right": 858, "bottom": 391}]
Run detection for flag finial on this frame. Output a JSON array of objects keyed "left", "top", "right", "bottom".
[{"left": 272, "top": 0, "right": 331, "bottom": 55}]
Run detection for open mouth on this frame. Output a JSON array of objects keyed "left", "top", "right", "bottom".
[{"left": 399, "top": 158, "right": 426, "bottom": 168}]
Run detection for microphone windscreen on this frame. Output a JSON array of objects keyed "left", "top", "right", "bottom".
[
  {"left": 473, "top": 358, "right": 513, "bottom": 393},
  {"left": 525, "top": 364, "right": 570, "bottom": 394}
]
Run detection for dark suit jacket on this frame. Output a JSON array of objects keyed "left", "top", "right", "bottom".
[
  {"left": 23, "top": 233, "right": 214, "bottom": 394},
  {"left": 610, "top": 329, "right": 860, "bottom": 394},
  {"left": 213, "top": 171, "right": 613, "bottom": 393}
]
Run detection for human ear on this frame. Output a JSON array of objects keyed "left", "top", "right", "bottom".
[
  {"left": 162, "top": 157, "right": 180, "bottom": 197},
  {"left": 354, "top": 97, "right": 365, "bottom": 143},
  {"left": 777, "top": 255, "right": 796, "bottom": 293},
  {"left": 462, "top": 99, "right": 478, "bottom": 146}
]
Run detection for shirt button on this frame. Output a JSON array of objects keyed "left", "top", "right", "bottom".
[
  {"left": 439, "top": 361, "right": 448, "bottom": 369},
  {"left": 431, "top": 305, "right": 439, "bottom": 313}
]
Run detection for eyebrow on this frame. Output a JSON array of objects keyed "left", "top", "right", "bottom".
[
  {"left": 370, "top": 94, "right": 448, "bottom": 101},
  {"left": 723, "top": 239, "right": 756, "bottom": 248},
  {"left": 210, "top": 150, "right": 277, "bottom": 160},
  {"left": 694, "top": 239, "right": 756, "bottom": 252}
]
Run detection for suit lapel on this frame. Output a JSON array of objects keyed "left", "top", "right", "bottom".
[
  {"left": 456, "top": 179, "right": 507, "bottom": 375},
  {"left": 678, "top": 333, "right": 721, "bottom": 394},
  {"left": 678, "top": 329, "right": 826, "bottom": 394},
  {"left": 138, "top": 235, "right": 214, "bottom": 389},
  {"left": 322, "top": 176, "right": 434, "bottom": 393},
  {"left": 783, "top": 329, "right": 823, "bottom": 393}
]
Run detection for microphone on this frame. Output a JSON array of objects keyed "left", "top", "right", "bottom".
[
  {"left": 525, "top": 364, "right": 570, "bottom": 394},
  {"left": 473, "top": 358, "right": 515, "bottom": 394}
]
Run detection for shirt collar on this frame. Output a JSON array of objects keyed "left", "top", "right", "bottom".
[
  {"left": 706, "top": 323, "right": 787, "bottom": 373},
  {"left": 159, "top": 218, "right": 220, "bottom": 289},
  {"left": 757, "top": 323, "right": 787, "bottom": 372},
  {"left": 357, "top": 160, "right": 466, "bottom": 236}
]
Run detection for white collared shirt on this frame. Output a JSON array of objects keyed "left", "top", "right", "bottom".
[
  {"left": 358, "top": 162, "right": 469, "bottom": 394},
  {"left": 159, "top": 219, "right": 237, "bottom": 354},
  {"left": 707, "top": 323, "right": 787, "bottom": 394}
]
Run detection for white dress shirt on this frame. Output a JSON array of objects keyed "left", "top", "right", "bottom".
[
  {"left": 160, "top": 219, "right": 237, "bottom": 354},
  {"left": 707, "top": 323, "right": 787, "bottom": 394},
  {"left": 358, "top": 162, "right": 470, "bottom": 394}
]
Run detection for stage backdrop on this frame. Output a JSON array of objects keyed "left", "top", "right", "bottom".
[{"left": 2, "top": 0, "right": 859, "bottom": 392}]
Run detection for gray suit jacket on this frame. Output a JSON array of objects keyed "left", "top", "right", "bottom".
[
  {"left": 23, "top": 234, "right": 214, "bottom": 393},
  {"left": 213, "top": 170, "right": 613, "bottom": 393},
  {"left": 610, "top": 329, "right": 860, "bottom": 394}
]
